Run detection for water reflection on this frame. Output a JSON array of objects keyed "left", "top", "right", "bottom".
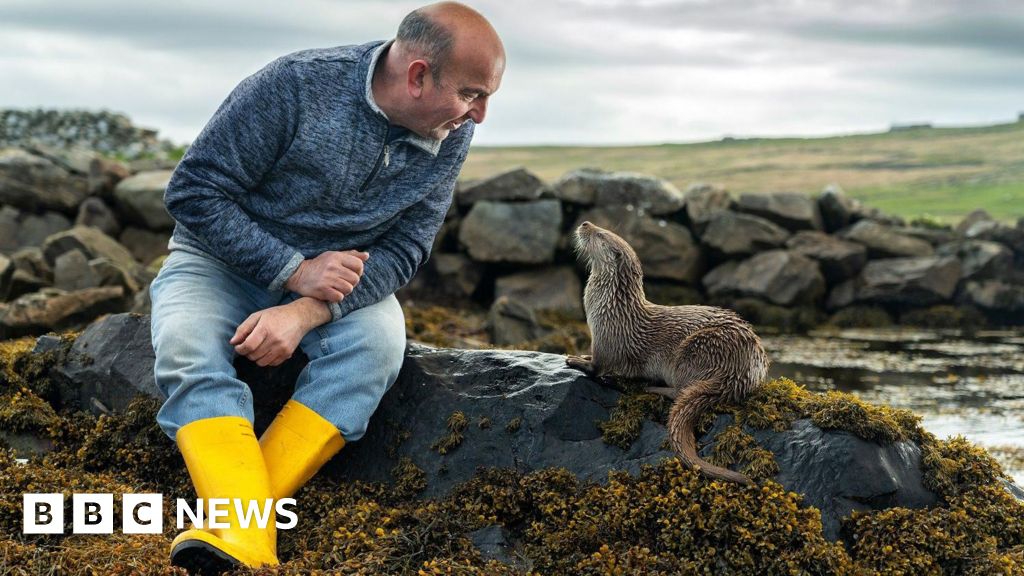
[{"left": 762, "top": 328, "right": 1024, "bottom": 484}]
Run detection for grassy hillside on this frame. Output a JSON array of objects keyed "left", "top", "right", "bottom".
[{"left": 461, "top": 120, "right": 1024, "bottom": 224}]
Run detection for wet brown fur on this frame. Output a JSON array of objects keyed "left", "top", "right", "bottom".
[{"left": 568, "top": 222, "right": 770, "bottom": 485}]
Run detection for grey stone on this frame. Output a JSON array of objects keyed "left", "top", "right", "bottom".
[
  {"left": 494, "top": 267, "right": 583, "bottom": 318},
  {"left": 553, "top": 169, "right": 684, "bottom": 215},
  {"left": 786, "top": 230, "right": 868, "bottom": 284},
  {"left": 959, "top": 280, "right": 1024, "bottom": 313},
  {"left": 683, "top": 182, "right": 734, "bottom": 234},
  {"left": 42, "top": 225, "right": 137, "bottom": 271},
  {"left": 456, "top": 167, "right": 548, "bottom": 206},
  {"left": 856, "top": 256, "right": 962, "bottom": 306},
  {"left": 826, "top": 279, "right": 858, "bottom": 311},
  {"left": 113, "top": 170, "right": 175, "bottom": 230},
  {"left": 118, "top": 226, "right": 170, "bottom": 265},
  {"left": 459, "top": 200, "right": 562, "bottom": 264},
  {"left": 7, "top": 269, "right": 46, "bottom": 301},
  {"left": 54, "top": 249, "right": 99, "bottom": 291},
  {"left": 487, "top": 296, "right": 551, "bottom": 345},
  {"left": 700, "top": 211, "right": 790, "bottom": 259},
  {"left": 703, "top": 250, "right": 826, "bottom": 306},
  {"left": 75, "top": 196, "right": 121, "bottom": 238},
  {"left": 839, "top": 220, "right": 935, "bottom": 258},
  {"left": 956, "top": 209, "right": 993, "bottom": 236},
  {"left": 0, "top": 205, "right": 20, "bottom": 252},
  {"left": 11, "top": 246, "right": 50, "bottom": 281},
  {"left": 0, "top": 253, "right": 13, "bottom": 301},
  {"left": 430, "top": 253, "right": 482, "bottom": 298},
  {"left": 817, "top": 184, "right": 861, "bottom": 233},
  {"left": 16, "top": 211, "right": 72, "bottom": 249},
  {"left": 576, "top": 207, "right": 704, "bottom": 283},
  {"left": 736, "top": 192, "right": 823, "bottom": 232},
  {"left": 88, "top": 156, "right": 131, "bottom": 198},
  {"left": 936, "top": 240, "right": 1014, "bottom": 281},
  {"left": 0, "top": 147, "right": 90, "bottom": 213}
]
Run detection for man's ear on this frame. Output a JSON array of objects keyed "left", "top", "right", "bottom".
[{"left": 407, "top": 60, "right": 429, "bottom": 98}]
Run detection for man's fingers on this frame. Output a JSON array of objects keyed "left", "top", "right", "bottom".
[
  {"left": 235, "top": 325, "right": 267, "bottom": 355},
  {"left": 230, "top": 314, "right": 260, "bottom": 345},
  {"left": 338, "top": 254, "right": 365, "bottom": 276},
  {"left": 331, "top": 280, "right": 355, "bottom": 296},
  {"left": 322, "top": 287, "right": 345, "bottom": 303}
]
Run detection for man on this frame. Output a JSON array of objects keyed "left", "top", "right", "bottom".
[{"left": 148, "top": 2, "right": 504, "bottom": 572}]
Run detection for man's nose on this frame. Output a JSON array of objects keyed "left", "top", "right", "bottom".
[{"left": 468, "top": 96, "right": 489, "bottom": 124}]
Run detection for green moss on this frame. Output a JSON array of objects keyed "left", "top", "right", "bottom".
[{"left": 432, "top": 411, "right": 469, "bottom": 455}]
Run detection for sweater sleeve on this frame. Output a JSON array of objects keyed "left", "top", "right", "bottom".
[
  {"left": 163, "top": 58, "right": 305, "bottom": 291},
  {"left": 328, "top": 136, "right": 471, "bottom": 321}
]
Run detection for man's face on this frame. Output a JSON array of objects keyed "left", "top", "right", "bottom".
[{"left": 415, "top": 52, "right": 504, "bottom": 141}]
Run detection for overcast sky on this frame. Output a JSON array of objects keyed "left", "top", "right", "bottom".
[{"left": 2, "top": 0, "right": 1022, "bottom": 146}]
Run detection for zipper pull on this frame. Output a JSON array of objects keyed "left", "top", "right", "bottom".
[{"left": 384, "top": 145, "right": 390, "bottom": 168}]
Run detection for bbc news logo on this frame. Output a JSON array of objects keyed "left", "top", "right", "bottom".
[{"left": 23, "top": 494, "right": 298, "bottom": 534}]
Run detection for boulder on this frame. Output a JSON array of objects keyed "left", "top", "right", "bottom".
[
  {"left": 735, "top": 192, "right": 823, "bottom": 232},
  {"left": 118, "top": 227, "right": 170, "bottom": 265},
  {"left": 0, "top": 148, "right": 91, "bottom": 213},
  {"left": 699, "top": 211, "right": 790, "bottom": 260},
  {"left": 41, "top": 322, "right": 949, "bottom": 541},
  {"left": 959, "top": 280, "right": 1024, "bottom": 313},
  {"left": 8, "top": 269, "right": 47, "bottom": 301},
  {"left": 956, "top": 209, "right": 993, "bottom": 236},
  {"left": 786, "top": 231, "right": 868, "bottom": 284},
  {"left": 0, "top": 253, "right": 13, "bottom": 301},
  {"left": 936, "top": 240, "right": 1014, "bottom": 281},
  {"left": 12, "top": 211, "right": 72, "bottom": 250},
  {"left": 576, "top": 207, "right": 704, "bottom": 284},
  {"left": 856, "top": 256, "right": 962, "bottom": 306},
  {"left": 458, "top": 200, "right": 562, "bottom": 264},
  {"left": 74, "top": 197, "right": 121, "bottom": 238},
  {"left": 494, "top": 266, "right": 583, "bottom": 318},
  {"left": 486, "top": 296, "right": 551, "bottom": 345},
  {"left": 701, "top": 416, "right": 936, "bottom": 540},
  {"left": 839, "top": 220, "right": 934, "bottom": 258},
  {"left": 10, "top": 246, "right": 51, "bottom": 282},
  {"left": 553, "top": 169, "right": 684, "bottom": 215},
  {"left": 0, "top": 286, "right": 126, "bottom": 339},
  {"left": 112, "top": 170, "right": 175, "bottom": 230},
  {"left": 88, "top": 156, "right": 132, "bottom": 198},
  {"left": 964, "top": 220, "right": 1024, "bottom": 260},
  {"left": 456, "top": 167, "right": 548, "bottom": 206},
  {"left": 682, "top": 183, "right": 734, "bottom": 234},
  {"left": 703, "top": 250, "right": 826, "bottom": 306},
  {"left": 900, "top": 226, "right": 957, "bottom": 247},
  {"left": 42, "top": 225, "right": 137, "bottom": 271},
  {"left": 426, "top": 253, "right": 483, "bottom": 299},
  {"left": 817, "top": 184, "right": 861, "bottom": 233},
  {"left": 0, "top": 205, "right": 19, "bottom": 253},
  {"left": 53, "top": 250, "right": 99, "bottom": 291}
]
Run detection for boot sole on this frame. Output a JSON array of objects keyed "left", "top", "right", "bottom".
[{"left": 170, "top": 540, "right": 239, "bottom": 575}]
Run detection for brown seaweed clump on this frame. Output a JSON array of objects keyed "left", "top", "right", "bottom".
[{"left": 2, "top": 331, "right": 1024, "bottom": 574}]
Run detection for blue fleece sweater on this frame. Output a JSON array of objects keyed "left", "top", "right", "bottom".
[{"left": 164, "top": 40, "right": 474, "bottom": 321}]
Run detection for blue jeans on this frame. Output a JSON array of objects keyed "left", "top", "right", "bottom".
[{"left": 149, "top": 249, "right": 407, "bottom": 442}]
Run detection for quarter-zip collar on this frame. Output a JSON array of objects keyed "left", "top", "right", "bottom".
[{"left": 362, "top": 39, "right": 443, "bottom": 157}]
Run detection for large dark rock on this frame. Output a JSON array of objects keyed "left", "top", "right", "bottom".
[
  {"left": 699, "top": 211, "right": 790, "bottom": 260},
  {"left": 786, "top": 231, "right": 868, "bottom": 284},
  {"left": 855, "top": 256, "right": 962, "bottom": 306},
  {"left": 735, "top": 192, "right": 823, "bottom": 232},
  {"left": 119, "top": 226, "right": 170, "bottom": 266},
  {"left": 0, "top": 147, "right": 91, "bottom": 213},
  {"left": 839, "top": 220, "right": 934, "bottom": 259},
  {"left": 959, "top": 280, "right": 1024, "bottom": 314},
  {"left": 576, "top": 207, "right": 704, "bottom": 284},
  {"left": 42, "top": 319, "right": 954, "bottom": 542},
  {"left": 703, "top": 250, "right": 826, "bottom": 306},
  {"left": 42, "top": 225, "right": 140, "bottom": 271},
  {"left": 75, "top": 197, "right": 121, "bottom": 238},
  {"left": 456, "top": 167, "right": 548, "bottom": 206},
  {"left": 0, "top": 254, "right": 13, "bottom": 301},
  {"left": 553, "top": 169, "right": 685, "bottom": 215},
  {"left": 817, "top": 184, "right": 860, "bottom": 233},
  {"left": 458, "top": 200, "right": 562, "bottom": 264},
  {"left": 486, "top": 296, "right": 551, "bottom": 345},
  {"left": 701, "top": 416, "right": 937, "bottom": 541}
]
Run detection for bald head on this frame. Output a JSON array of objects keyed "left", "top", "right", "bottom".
[{"left": 395, "top": 2, "right": 504, "bottom": 84}]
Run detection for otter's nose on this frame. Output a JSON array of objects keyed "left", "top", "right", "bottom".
[{"left": 579, "top": 221, "right": 593, "bottom": 228}]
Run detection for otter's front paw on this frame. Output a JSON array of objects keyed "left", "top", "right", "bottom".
[{"left": 566, "top": 354, "right": 595, "bottom": 374}]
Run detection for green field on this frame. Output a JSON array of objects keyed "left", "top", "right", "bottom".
[{"left": 461, "top": 120, "right": 1024, "bottom": 224}]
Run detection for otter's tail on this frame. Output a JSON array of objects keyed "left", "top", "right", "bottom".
[{"left": 667, "top": 379, "right": 753, "bottom": 486}]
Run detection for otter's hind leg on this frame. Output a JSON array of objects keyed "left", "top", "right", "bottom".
[{"left": 565, "top": 354, "right": 596, "bottom": 374}]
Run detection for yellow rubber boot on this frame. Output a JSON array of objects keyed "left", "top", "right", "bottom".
[
  {"left": 170, "top": 416, "right": 279, "bottom": 574},
  {"left": 259, "top": 399, "right": 346, "bottom": 501}
]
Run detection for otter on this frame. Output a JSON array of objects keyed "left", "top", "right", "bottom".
[{"left": 567, "top": 221, "right": 770, "bottom": 485}]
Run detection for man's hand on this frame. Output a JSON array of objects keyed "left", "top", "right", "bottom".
[
  {"left": 285, "top": 250, "right": 370, "bottom": 302},
  {"left": 229, "top": 297, "right": 331, "bottom": 367}
]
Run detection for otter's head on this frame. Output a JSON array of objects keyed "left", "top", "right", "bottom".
[{"left": 573, "top": 221, "right": 644, "bottom": 280}]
